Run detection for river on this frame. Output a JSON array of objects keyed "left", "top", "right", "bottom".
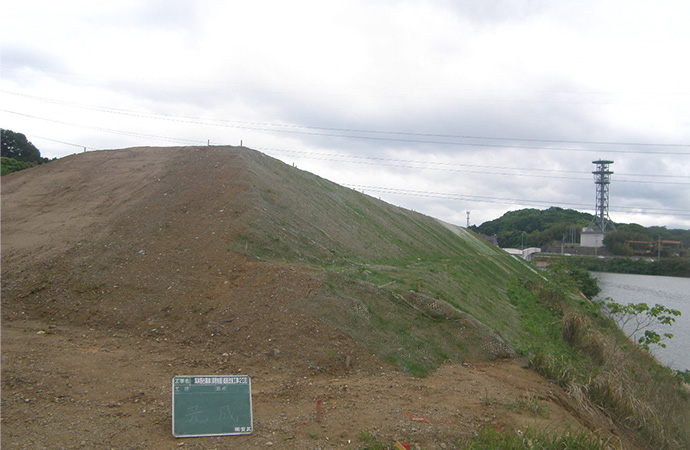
[{"left": 593, "top": 272, "right": 690, "bottom": 372}]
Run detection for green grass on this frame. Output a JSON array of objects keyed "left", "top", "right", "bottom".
[
  {"left": 505, "top": 395, "right": 550, "bottom": 418},
  {"left": 352, "top": 426, "right": 618, "bottom": 450},
  {"left": 461, "top": 426, "right": 621, "bottom": 450},
  {"left": 506, "top": 270, "right": 690, "bottom": 449},
  {"left": 506, "top": 278, "right": 588, "bottom": 385},
  {"left": 1, "top": 156, "right": 39, "bottom": 175},
  {"left": 302, "top": 263, "right": 526, "bottom": 377},
  {"left": 355, "top": 432, "right": 394, "bottom": 450}
]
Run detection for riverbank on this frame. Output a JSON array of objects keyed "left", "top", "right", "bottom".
[
  {"left": 540, "top": 255, "right": 690, "bottom": 278},
  {"left": 593, "top": 272, "right": 690, "bottom": 373}
]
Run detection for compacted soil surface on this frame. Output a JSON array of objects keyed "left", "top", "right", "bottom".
[{"left": 2, "top": 317, "right": 602, "bottom": 450}]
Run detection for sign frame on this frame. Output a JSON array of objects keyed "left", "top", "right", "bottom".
[{"left": 172, "top": 375, "right": 253, "bottom": 438}]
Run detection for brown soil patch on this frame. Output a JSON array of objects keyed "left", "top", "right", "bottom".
[{"left": 2, "top": 318, "right": 603, "bottom": 450}]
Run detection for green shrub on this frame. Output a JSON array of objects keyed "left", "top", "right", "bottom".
[{"left": 1, "top": 157, "right": 37, "bottom": 175}]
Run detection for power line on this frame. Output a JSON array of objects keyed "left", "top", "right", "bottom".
[
  {"left": 5, "top": 89, "right": 688, "bottom": 146},
  {"left": 346, "top": 184, "right": 690, "bottom": 217},
  {"left": 28, "top": 135, "right": 94, "bottom": 149},
  {"left": 0, "top": 105, "right": 690, "bottom": 185},
  {"left": 14, "top": 122, "right": 690, "bottom": 186},
  {"left": 1, "top": 110, "right": 206, "bottom": 146},
  {"left": 4, "top": 106, "right": 688, "bottom": 186},
  {"left": 4, "top": 90, "right": 690, "bottom": 154},
  {"left": 9, "top": 123, "right": 689, "bottom": 186},
  {"left": 3, "top": 118, "right": 687, "bottom": 219},
  {"left": 259, "top": 147, "right": 690, "bottom": 185},
  {"left": 5, "top": 105, "right": 690, "bottom": 157}
]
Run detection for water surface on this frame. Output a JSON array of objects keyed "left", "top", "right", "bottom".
[{"left": 593, "top": 272, "right": 690, "bottom": 372}]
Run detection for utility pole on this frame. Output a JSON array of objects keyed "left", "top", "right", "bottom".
[{"left": 466, "top": 211, "right": 470, "bottom": 228}]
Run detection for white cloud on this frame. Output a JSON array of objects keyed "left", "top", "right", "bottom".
[{"left": 2, "top": 0, "right": 689, "bottom": 229}]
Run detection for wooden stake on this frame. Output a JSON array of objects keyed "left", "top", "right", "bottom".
[{"left": 316, "top": 398, "right": 323, "bottom": 422}]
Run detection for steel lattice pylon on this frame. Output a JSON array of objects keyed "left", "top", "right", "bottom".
[{"left": 588, "top": 159, "right": 616, "bottom": 233}]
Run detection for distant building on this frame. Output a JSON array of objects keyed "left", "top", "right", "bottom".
[
  {"left": 625, "top": 239, "right": 685, "bottom": 256},
  {"left": 580, "top": 228, "right": 605, "bottom": 248}
]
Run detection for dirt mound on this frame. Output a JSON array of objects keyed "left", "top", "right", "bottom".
[
  {"left": 2, "top": 146, "right": 384, "bottom": 373},
  {"left": 1, "top": 146, "right": 629, "bottom": 449}
]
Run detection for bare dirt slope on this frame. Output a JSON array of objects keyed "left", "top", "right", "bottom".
[{"left": 2, "top": 146, "right": 623, "bottom": 449}]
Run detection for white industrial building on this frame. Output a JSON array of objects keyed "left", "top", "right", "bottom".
[{"left": 580, "top": 228, "right": 605, "bottom": 248}]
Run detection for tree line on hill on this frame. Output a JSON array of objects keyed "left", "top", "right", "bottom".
[
  {"left": 564, "top": 255, "right": 690, "bottom": 277},
  {"left": 1, "top": 129, "right": 52, "bottom": 175},
  {"left": 471, "top": 206, "right": 690, "bottom": 257}
]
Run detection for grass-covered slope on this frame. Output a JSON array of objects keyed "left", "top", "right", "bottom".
[
  {"left": 232, "top": 149, "right": 508, "bottom": 263},
  {"left": 227, "top": 148, "right": 543, "bottom": 374}
]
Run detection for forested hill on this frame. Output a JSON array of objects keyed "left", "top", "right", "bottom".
[
  {"left": 471, "top": 207, "right": 593, "bottom": 248},
  {"left": 472, "top": 207, "right": 690, "bottom": 253}
]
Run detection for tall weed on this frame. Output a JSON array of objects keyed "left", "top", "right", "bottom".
[{"left": 508, "top": 275, "right": 690, "bottom": 449}]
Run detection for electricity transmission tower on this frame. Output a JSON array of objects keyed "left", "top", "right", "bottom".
[{"left": 587, "top": 159, "right": 616, "bottom": 233}]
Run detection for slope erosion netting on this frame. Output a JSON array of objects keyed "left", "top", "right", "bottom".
[
  {"left": 2, "top": 146, "right": 541, "bottom": 375},
  {"left": 229, "top": 148, "right": 542, "bottom": 371}
]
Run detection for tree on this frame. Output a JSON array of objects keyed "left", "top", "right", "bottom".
[
  {"left": 603, "top": 230, "right": 646, "bottom": 255},
  {"left": 568, "top": 267, "right": 600, "bottom": 299},
  {"left": 598, "top": 298, "right": 681, "bottom": 374},
  {"left": 1, "top": 129, "right": 51, "bottom": 175},
  {"left": 605, "top": 300, "right": 680, "bottom": 351},
  {"left": 1, "top": 129, "right": 44, "bottom": 163}
]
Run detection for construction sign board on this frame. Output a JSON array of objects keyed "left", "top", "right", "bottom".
[{"left": 172, "top": 375, "right": 253, "bottom": 437}]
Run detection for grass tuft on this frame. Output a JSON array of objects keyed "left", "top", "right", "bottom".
[
  {"left": 505, "top": 395, "right": 550, "bottom": 418},
  {"left": 356, "top": 431, "right": 394, "bottom": 450}
]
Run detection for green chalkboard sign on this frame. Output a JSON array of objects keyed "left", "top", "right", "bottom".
[{"left": 172, "top": 375, "right": 253, "bottom": 437}]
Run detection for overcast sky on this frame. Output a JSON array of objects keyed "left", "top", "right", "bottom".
[{"left": 2, "top": 0, "right": 689, "bottom": 229}]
